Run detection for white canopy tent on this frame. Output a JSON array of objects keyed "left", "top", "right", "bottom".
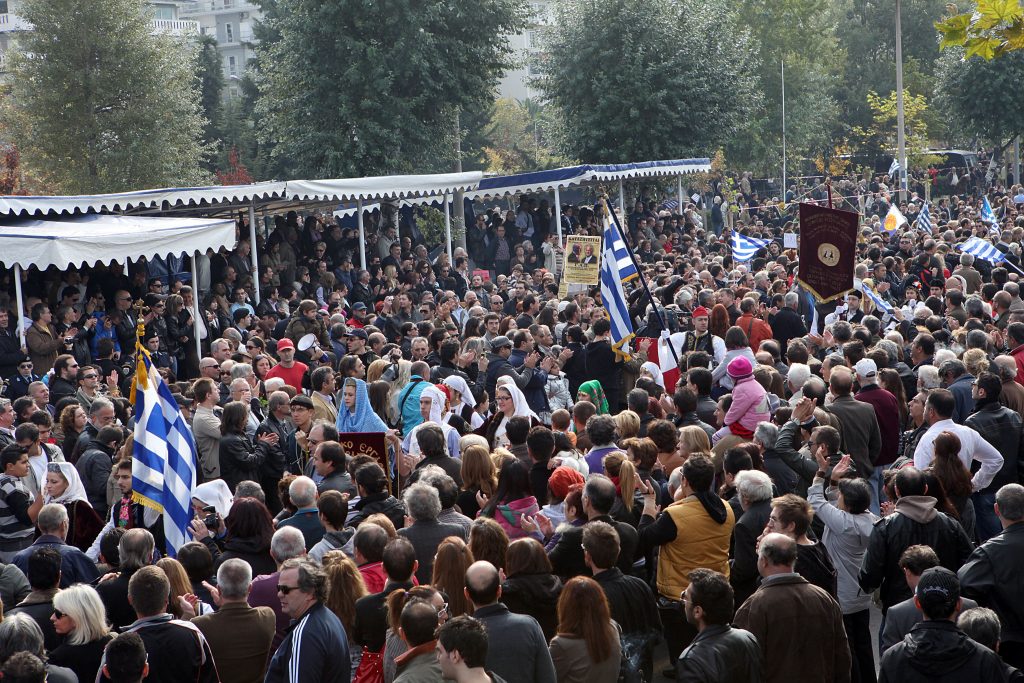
[
  {"left": 0, "top": 214, "right": 237, "bottom": 359},
  {"left": 0, "top": 171, "right": 485, "bottom": 292}
]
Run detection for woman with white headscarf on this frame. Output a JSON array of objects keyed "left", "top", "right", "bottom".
[
  {"left": 442, "top": 375, "right": 485, "bottom": 430},
  {"left": 189, "top": 479, "right": 234, "bottom": 540},
  {"left": 479, "top": 381, "right": 539, "bottom": 450},
  {"left": 44, "top": 462, "right": 104, "bottom": 552},
  {"left": 402, "top": 384, "right": 461, "bottom": 460},
  {"left": 640, "top": 361, "right": 667, "bottom": 390}
]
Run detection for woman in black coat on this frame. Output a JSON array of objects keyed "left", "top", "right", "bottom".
[
  {"left": 219, "top": 400, "right": 277, "bottom": 493},
  {"left": 500, "top": 537, "right": 563, "bottom": 641}
]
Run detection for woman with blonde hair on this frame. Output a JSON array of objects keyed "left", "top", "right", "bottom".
[
  {"left": 48, "top": 584, "right": 113, "bottom": 683},
  {"left": 679, "top": 425, "right": 712, "bottom": 459},
  {"left": 431, "top": 536, "right": 475, "bottom": 618},
  {"left": 457, "top": 444, "right": 497, "bottom": 519},
  {"left": 601, "top": 451, "right": 642, "bottom": 525},
  {"left": 323, "top": 550, "right": 368, "bottom": 678},
  {"left": 614, "top": 410, "right": 641, "bottom": 441},
  {"left": 549, "top": 576, "right": 622, "bottom": 683},
  {"left": 365, "top": 358, "right": 391, "bottom": 384},
  {"left": 962, "top": 347, "right": 989, "bottom": 377}
]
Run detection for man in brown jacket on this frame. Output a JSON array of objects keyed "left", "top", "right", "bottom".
[
  {"left": 191, "top": 558, "right": 276, "bottom": 683},
  {"left": 734, "top": 533, "right": 851, "bottom": 683}
]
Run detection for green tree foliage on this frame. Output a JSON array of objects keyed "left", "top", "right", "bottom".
[
  {"left": 253, "top": 0, "right": 526, "bottom": 178},
  {"left": 535, "top": 0, "right": 760, "bottom": 163},
  {"left": 481, "top": 98, "right": 567, "bottom": 173},
  {"left": 851, "top": 90, "right": 940, "bottom": 167},
  {"left": 727, "top": 0, "right": 842, "bottom": 174},
  {"left": 936, "top": 0, "right": 1024, "bottom": 58},
  {"left": 3, "top": 0, "right": 211, "bottom": 194},
  {"left": 197, "top": 33, "right": 225, "bottom": 152},
  {"left": 935, "top": 48, "right": 1024, "bottom": 153}
]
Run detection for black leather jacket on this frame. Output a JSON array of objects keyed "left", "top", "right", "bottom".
[
  {"left": 959, "top": 523, "right": 1024, "bottom": 643},
  {"left": 964, "top": 400, "right": 1024, "bottom": 493},
  {"left": 878, "top": 620, "right": 1007, "bottom": 682},
  {"left": 676, "top": 624, "right": 762, "bottom": 683}
]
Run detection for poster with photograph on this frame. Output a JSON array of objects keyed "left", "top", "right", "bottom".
[{"left": 563, "top": 235, "right": 602, "bottom": 284}]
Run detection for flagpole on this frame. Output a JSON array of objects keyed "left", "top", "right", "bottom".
[
  {"left": 895, "top": 0, "right": 908, "bottom": 203},
  {"left": 781, "top": 59, "right": 787, "bottom": 204},
  {"left": 605, "top": 204, "right": 682, "bottom": 369}
]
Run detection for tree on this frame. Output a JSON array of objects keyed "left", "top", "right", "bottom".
[
  {"left": 197, "top": 33, "right": 226, "bottom": 152},
  {"left": 850, "top": 90, "right": 940, "bottom": 167},
  {"left": 936, "top": 0, "right": 1024, "bottom": 58},
  {"left": 480, "top": 98, "right": 567, "bottom": 173},
  {"left": 935, "top": 48, "right": 1024, "bottom": 158},
  {"left": 726, "top": 0, "right": 842, "bottom": 174},
  {"left": 253, "top": 0, "right": 526, "bottom": 178},
  {"left": 3, "top": 0, "right": 212, "bottom": 194},
  {"left": 535, "top": 0, "right": 760, "bottom": 164}
]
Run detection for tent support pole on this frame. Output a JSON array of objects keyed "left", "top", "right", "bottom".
[
  {"left": 248, "top": 201, "right": 260, "bottom": 304},
  {"left": 444, "top": 192, "right": 453, "bottom": 265},
  {"left": 191, "top": 253, "right": 203, "bottom": 361},
  {"left": 618, "top": 179, "right": 626, "bottom": 229},
  {"left": 357, "top": 199, "right": 366, "bottom": 271},
  {"left": 678, "top": 176, "right": 684, "bottom": 213},
  {"left": 14, "top": 264, "right": 25, "bottom": 351},
  {"left": 554, "top": 186, "right": 562, "bottom": 244}
]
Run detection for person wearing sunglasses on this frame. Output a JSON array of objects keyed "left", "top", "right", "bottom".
[
  {"left": 5, "top": 357, "right": 41, "bottom": 401},
  {"left": 266, "top": 557, "right": 350, "bottom": 683}
]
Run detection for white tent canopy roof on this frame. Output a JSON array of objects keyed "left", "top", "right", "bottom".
[
  {"left": 0, "top": 214, "right": 237, "bottom": 270},
  {"left": 0, "top": 171, "right": 484, "bottom": 218}
]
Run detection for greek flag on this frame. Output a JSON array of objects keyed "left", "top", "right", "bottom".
[
  {"left": 661, "top": 199, "right": 680, "bottom": 211},
  {"left": 731, "top": 232, "right": 770, "bottom": 263},
  {"left": 888, "top": 158, "right": 900, "bottom": 178},
  {"left": 856, "top": 279, "right": 894, "bottom": 316},
  {"left": 601, "top": 211, "right": 636, "bottom": 359},
  {"left": 959, "top": 236, "right": 1006, "bottom": 264},
  {"left": 131, "top": 350, "right": 198, "bottom": 557},
  {"left": 981, "top": 196, "right": 999, "bottom": 235},
  {"left": 916, "top": 202, "right": 933, "bottom": 234}
]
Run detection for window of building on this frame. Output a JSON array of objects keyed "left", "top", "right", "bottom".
[
  {"left": 228, "top": 55, "right": 237, "bottom": 77},
  {"left": 0, "top": 1, "right": 9, "bottom": 13},
  {"left": 225, "top": 22, "right": 234, "bottom": 43},
  {"left": 152, "top": 7, "right": 174, "bottom": 20}
]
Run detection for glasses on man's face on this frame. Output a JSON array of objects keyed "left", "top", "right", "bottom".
[
  {"left": 220, "top": 371, "right": 232, "bottom": 377},
  {"left": 83, "top": 374, "right": 98, "bottom": 380},
  {"left": 277, "top": 584, "right": 301, "bottom": 595},
  {"left": 19, "top": 364, "right": 32, "bottom": 370}
]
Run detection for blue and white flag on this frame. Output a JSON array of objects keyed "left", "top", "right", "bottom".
[
  {"left": 888, "top": 158, "right": 900, "bottom": 178},
  {"left": 661, "top": 198, "right": 680, "bottom": 211},
  {"left": 856, "top": 279, "right": 894, "bottom": 316},
  {"left": 959, "top": 236, "right": 1006, "bottom": 264},
  {"left": 731, "top": 232, "right": 770, "bottom": 263},
  {"left": 981, "top": 196, "right": 1000, "bottom": 236},
  {"left": 132, "top": 350, "right": 198, "bottom": 557},
  {"left": 601, "top": 210, "right": 637, "bottom": 359},
  {"left": 916, "top": 202, "right": 933, "bottom": 234}
]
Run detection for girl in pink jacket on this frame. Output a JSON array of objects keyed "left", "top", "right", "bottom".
[{"left": 712, "top": 356, "right": 771, "bottom": 443}]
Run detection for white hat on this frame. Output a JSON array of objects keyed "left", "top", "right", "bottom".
[{"left": 854, "top": 358, "right": 877, "bottom": 378}]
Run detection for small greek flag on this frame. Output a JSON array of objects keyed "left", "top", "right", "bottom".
[
  {"left": 132, "top": 350, "right": 198, "bottom": 557},
  {"left": 889, "top": 158, "right": 900, "bottom": 178},
  {"left": 959, "top": 236, "right": 1006, "bottom": 264},
  {"left": 601, "top": 210, "right": 637, "bottom": 359},
  {"left": 916, "top": 202, "right": 933, "bottom": 234},
  {"left": 661, "top": 199, "right": 680, "bottom": 211},
  {"left": 981, "top": 196, "right": 999, "bottom": 235},
  {"left": 857, "top": 279, "right": 893, "bottom": 315},
  {"left": 731, "top": 232, "right": 770, "bottom": 263}
]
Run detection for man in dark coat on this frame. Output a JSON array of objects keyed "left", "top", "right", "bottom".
[
  {"left": 678, "top": 568, "right": 762, "bottom": 682},
  {"left": 771, "top": 292, "right": 808, "bottom": 358},
  {"left": 586, "top": 318, "right": 624, "bottom": 411}
]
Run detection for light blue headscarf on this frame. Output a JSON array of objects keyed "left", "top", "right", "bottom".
[{"left": 336, "top": 378, "right": 388, "bottom": 434}]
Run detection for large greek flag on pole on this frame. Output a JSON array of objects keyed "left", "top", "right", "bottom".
[
  {"left": 132, "top": 350, "right": 197, "bottom": 557},
  {"left": 959, "top": 236, "right": 1006, "bottom": 264},
  {"left": 601, "top": 211, "right": 637, "bottom": 359},
  {"left": 731, "top": 232, "right": 770, "bottom": 262},
  {"left": 981, "top": 196, "right": 999, "bottom": 235}
]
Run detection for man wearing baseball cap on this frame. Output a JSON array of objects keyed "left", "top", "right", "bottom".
[
  {"left": 266, "top": 337, "right": 308, "bottom": 392},
  {"left": 343, "top": 327, "right": 379, "bottom": 370},
  {"left": 879, "top": 567, "right": 1007, "bottom": 681},
  {"left": 854, "top": 358, "right": 901, "bottom": 514}
]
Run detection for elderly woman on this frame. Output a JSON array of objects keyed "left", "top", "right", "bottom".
[
  {"left": 44, "top": 462, "right": 104, "bottom": 552},
  {"left": 47, "top": 584, "right": 113, "bottom": 683},
  {"left": 402, "top": 384, "right": 460, "bottom": 459}
]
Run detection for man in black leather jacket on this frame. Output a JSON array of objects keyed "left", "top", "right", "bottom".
[
  {"left": 959, "top": 483, "right": 1024, "bottom": 670},
  {"left": 859, "top": 467, "right": 974, "bottom": 612},
  {"left": 964, "top": 372, "right": 1024, "bottom": 543},
  {"left": 879, "top": 567, "right": 1007, "bottom": 683},
  {"left": 677, "top": 568, "right": 762, "bottom": 682}
]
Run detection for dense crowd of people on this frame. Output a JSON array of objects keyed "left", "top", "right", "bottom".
[{"left": 2, "top": 166, "right": 1024, "bottom": 682}]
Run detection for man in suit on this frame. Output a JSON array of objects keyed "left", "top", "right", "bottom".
[
  {"left": 824, "top": 368, "right": 880, "bottom": 486},
  {"left": 397, "top": 483, "right": 466, "bottom": 585},
  {"left": 771, "top": 291, "right": 808, "bottom": 359},
  {"left": 466, "top": 560, "right": 556, "bottom": 683},
  {"left": 191, "top": 559, "right": 275, "bottom": 683}
]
